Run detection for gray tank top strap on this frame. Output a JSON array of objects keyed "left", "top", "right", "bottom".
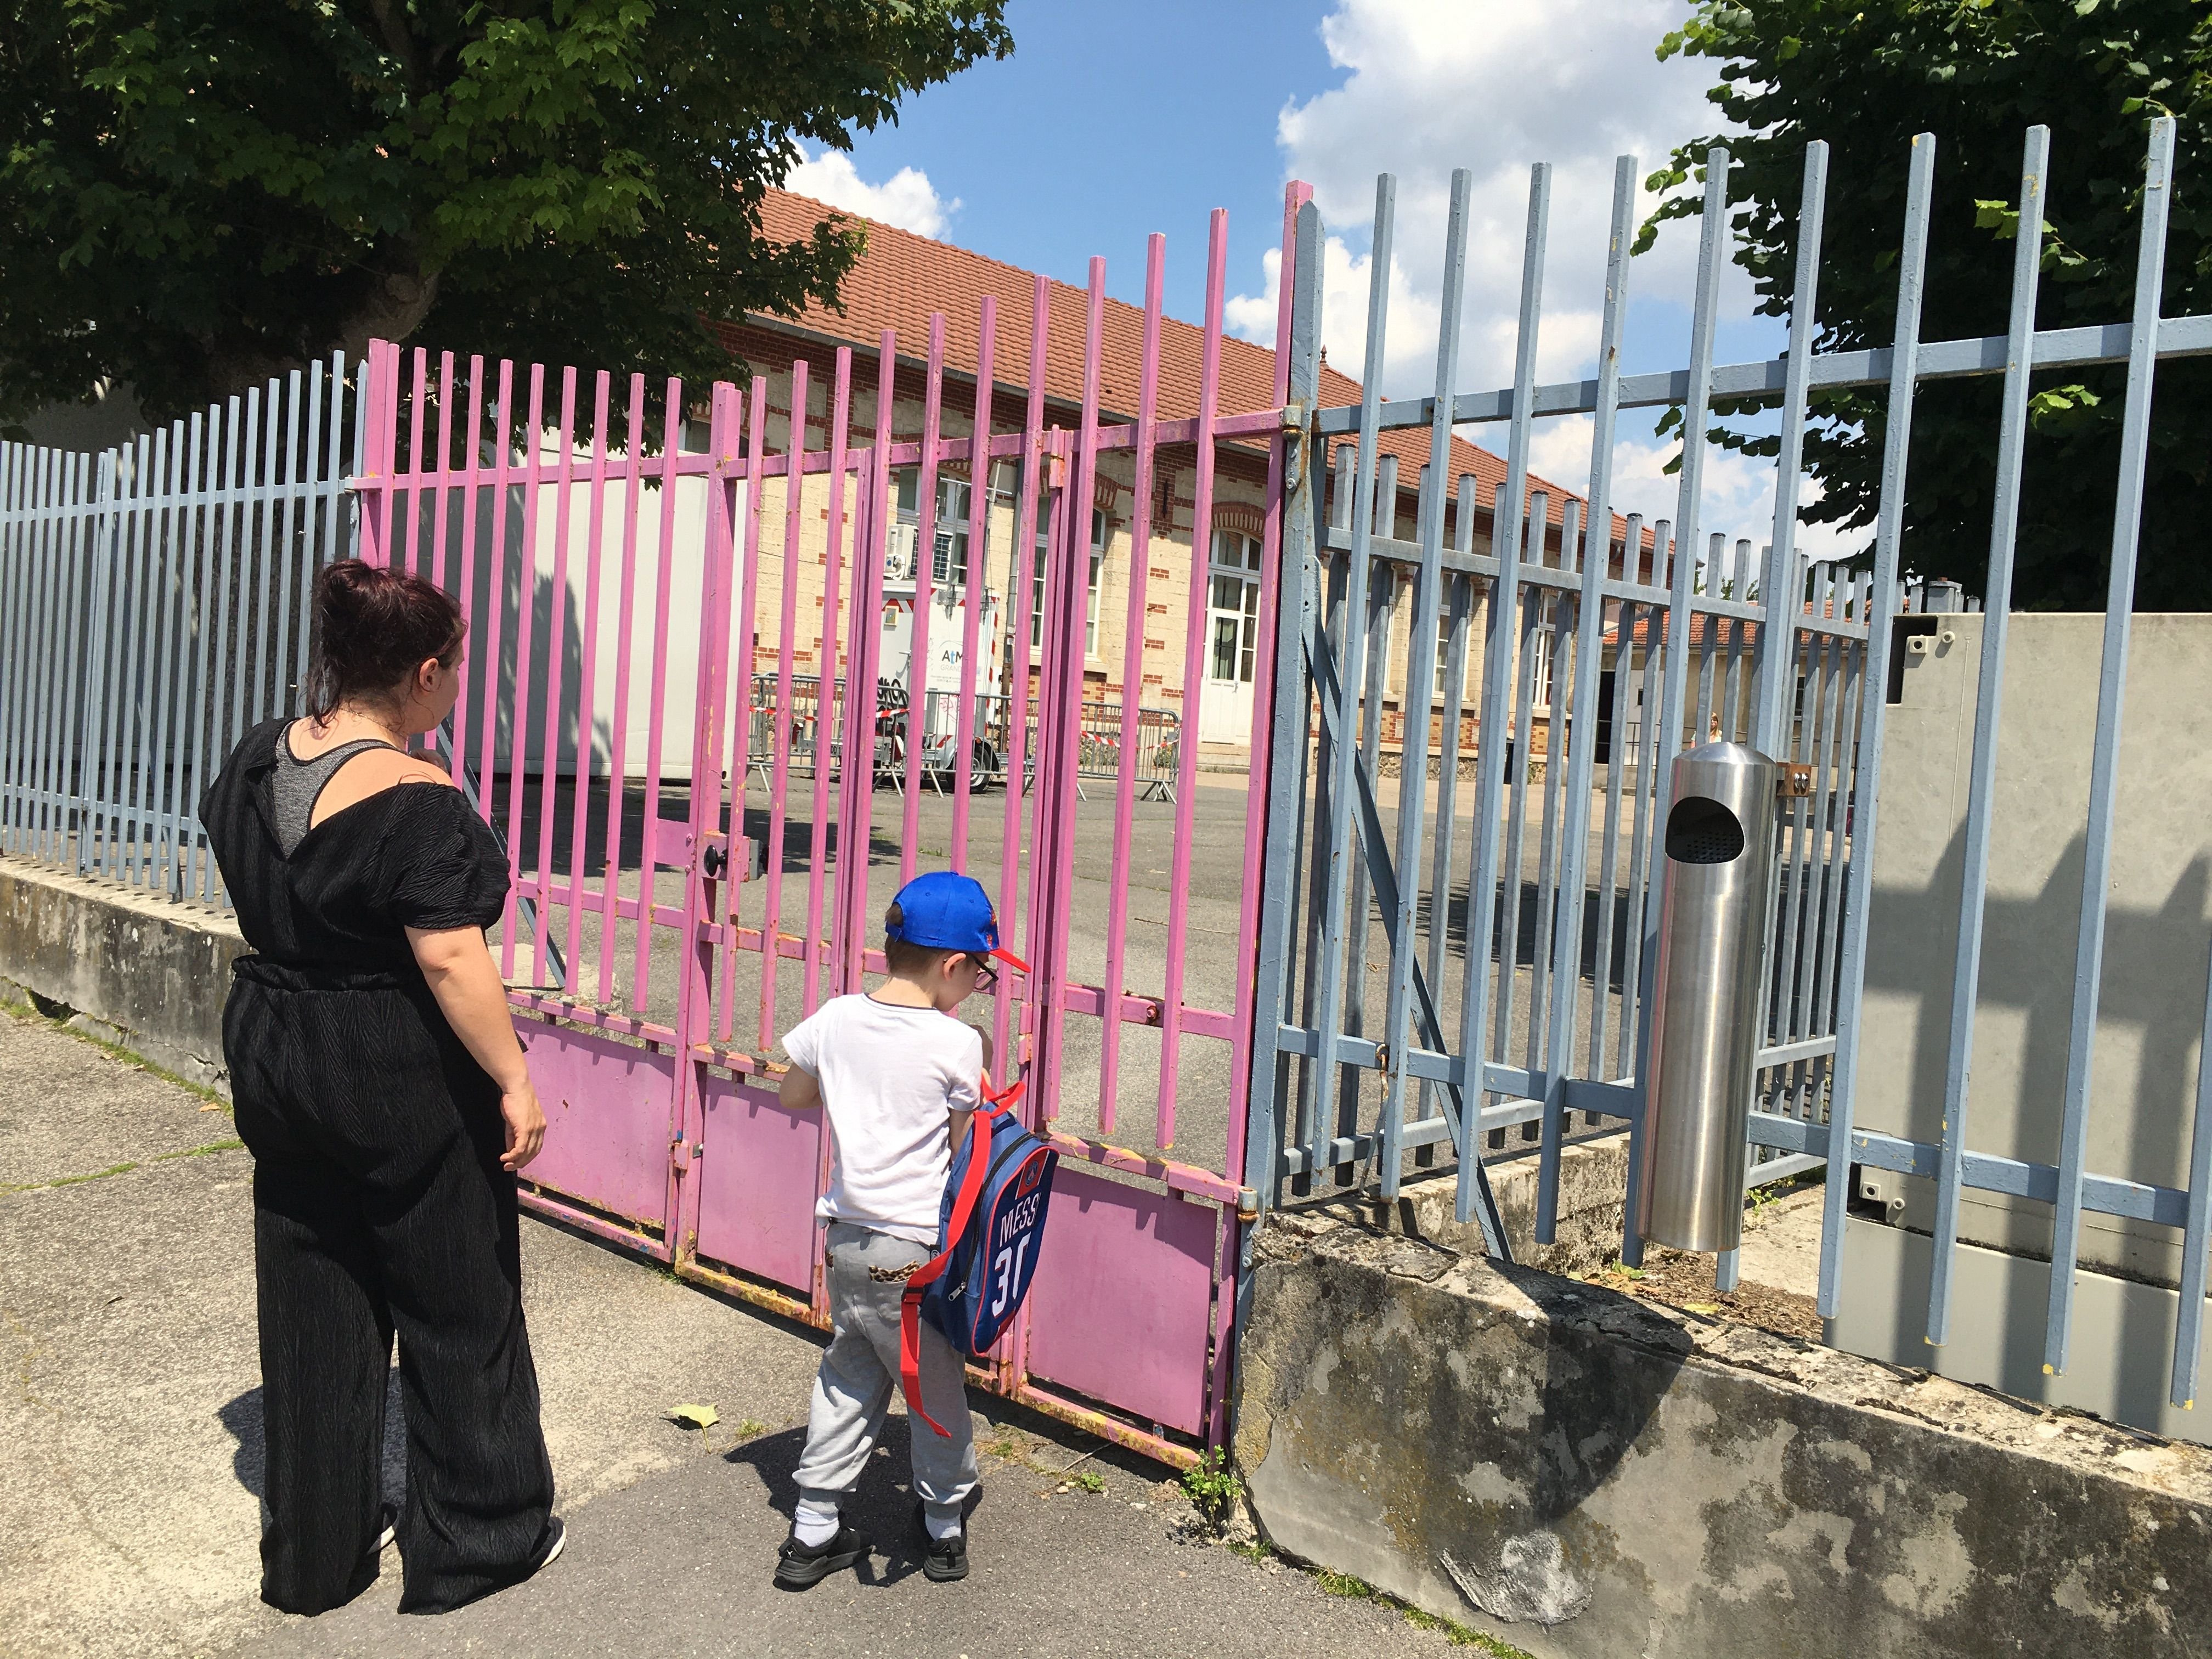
[{"left": 272, "top": 723, "right": 394, "bottom": 855}]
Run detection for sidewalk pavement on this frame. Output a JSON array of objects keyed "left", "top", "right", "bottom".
[{"left": 0, "top": 1004, "right": 1464, "bottom": 1658}]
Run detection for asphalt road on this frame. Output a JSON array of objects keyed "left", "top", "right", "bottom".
[{"left": 0, "top": 1004, "right": 1475, "bottom": 1659}]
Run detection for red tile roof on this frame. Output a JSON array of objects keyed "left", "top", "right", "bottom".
[
  {"left": 730, "top": 190, "right": 1628, "bottom": 550},
  {"left": 1603, "top": 599, "right": 1859, "bottom": 650}
]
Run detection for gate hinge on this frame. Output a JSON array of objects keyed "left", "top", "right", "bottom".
[
  {"left": 1280, "top": 400, "right": 1306, "bottom": 431},
  {"left": 671, "top": 1138, "right": 704, "bottom": 1170}
]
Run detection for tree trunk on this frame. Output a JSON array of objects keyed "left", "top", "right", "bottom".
[{"left": 194, "top": 246, "right": 441, "bottom": 408}]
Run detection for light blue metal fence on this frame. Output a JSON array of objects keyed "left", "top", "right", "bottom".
[
  {"left": 3, "top": 120, "right": 2208, "bottom": 1419},
  {"left": 0, "top": 359, "right": 363, "bottom": 907},
  {"left": 1245, "top": 120, "right": 2212, "bottom": 1408}
]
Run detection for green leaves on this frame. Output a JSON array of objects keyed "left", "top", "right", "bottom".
[
  {"left": 0, "top": 0, "right": 1014, "bottom": 423},
  {"left": 1637, "top": 0, "right": 2212, "bottom": 612},
  {"left": 2029, "top": 383, "right": 2105, "bottom": 433}
]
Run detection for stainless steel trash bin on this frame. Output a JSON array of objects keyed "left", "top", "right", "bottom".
[{"left": 1638, "top": 741, "right": 1779, "bottom": 1253}]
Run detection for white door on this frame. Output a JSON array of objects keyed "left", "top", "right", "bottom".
[{"left": 1200, "top": 531, "right": 1261, "bottom": 744}]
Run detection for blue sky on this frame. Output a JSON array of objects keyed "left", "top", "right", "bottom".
[
  {"left": 795, "top": 0, "right": 1855, "bottom": 558},
  {"left": 836, "top": 0, "right": 1337, "bottom": 327}
]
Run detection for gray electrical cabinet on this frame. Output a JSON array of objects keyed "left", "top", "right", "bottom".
[{"left": 1829, "top": 611, "right": 2212, "bottom": 1443}]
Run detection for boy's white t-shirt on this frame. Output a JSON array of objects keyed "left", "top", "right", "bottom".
[{"left": 782, "top": 994, "right": 983, "bottom": 1246}]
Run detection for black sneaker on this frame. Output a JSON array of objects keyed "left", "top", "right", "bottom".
[
  {"left": 774, "top": 1519, "right": 868, "bottom": 1591},
  {"left": 913, "top": 1501, "right": 968, "bottom": 1583}
]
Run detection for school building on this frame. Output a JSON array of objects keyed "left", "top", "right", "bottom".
[{"left": 716, "top": 190, "right": 1657, "bottom": 765}]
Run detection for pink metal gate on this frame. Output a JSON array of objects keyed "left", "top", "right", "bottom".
[{"left": 349, "top": 194, "right": 1303, "bottom": 1465}]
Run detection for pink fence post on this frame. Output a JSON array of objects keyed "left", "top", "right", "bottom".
[
  {"left": 1039, "top": 262, "right": 1107, "bottom": 1128},
  {"left": 430, "top": 352, "right": 455, "bottom": 592},
  {"left": 629, "top": 381, "right": 684, "bottom": 1012},
  {"left": 356, "top": 341, "right": 393, "bottom": 568},
  {"left": 993, "top": 416, "right": 1061, "bottom": 1404},
  {"left": 665, "top": 375, "right": 743, "bottom": 1256},
  {"left": 1098, "top": 236, "right": 1166, "bottom": 1137},
  {"left": 950, "top": 297, "right": 997, "bottom": 867},
  {"left": 473, "top": 365, "right": 511, "bottom": 960},
  {"left": 898, "top": 316, "right": 947, "bottom": 884},
  {"left": 685, "top": 375, "right": 744, "bottom": 1035},
  {"left": 403, "top": 348, "right": 428, "bottom": 578},
  {"left": 448, "top": 358, "right": 486, "bottom": 786},
  {"left": 1159, "top": 210, "right": 1229, "bottom": 1152},
  {"left": 834, "top": 331, "right": 898, "bottom": 993},
  {"left": 534, "top": 367, "right": 579, "bottom": 988},
  {"left": 565, "top": 371, "right": 613, "bottom": 986},
  {"left": 993, "top": 278, "right": 1051, "bottom": 1078},
  {"left": 760, "top": 360, "right": 809, "bottom": 1047},
  {"left": 596, "top": 376, "right": 646, "bottom": 1006},
  {"left": 476, "top": 362, "right": 516, "bottom": 855},
  {"left": 1020, "top": 448, "right": 1065, "bottom": 1121},
  {"left": 804, "top": 350, "right": 854, "bottom": 1015},
  {"left": 499, "top": 363, "right": 547, "bottom": 978},
  {"left": 716, "top": 375, "right": 769, "bottom": 1044}
]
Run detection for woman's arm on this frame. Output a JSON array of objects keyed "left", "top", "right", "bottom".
[{"left": 407, "top": 924, "right": 545, "bottom": 1171}]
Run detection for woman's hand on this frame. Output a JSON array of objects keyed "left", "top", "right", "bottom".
[{"left": 499, "top": 1080, "right": 547, "bottom": 1172}]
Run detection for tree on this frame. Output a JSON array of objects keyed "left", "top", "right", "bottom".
[
  {"left": 0, "top": 1, "right": 1011, "bottom": 430},
  {"left": 1642, "top": 0, "right": 2212, "bottom": 611}
]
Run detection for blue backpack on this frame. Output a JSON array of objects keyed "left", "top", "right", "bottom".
[{"left": 900, "top": 1075, "right": 1058, "bottom": 1436}]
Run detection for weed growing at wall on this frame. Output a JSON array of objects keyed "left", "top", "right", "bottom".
[{"left": 1180, "top": 1447, "right": 1242, "bottom": 1523}]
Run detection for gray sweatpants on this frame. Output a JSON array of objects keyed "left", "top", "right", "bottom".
[{"left": 792, "top": 1221, "right": 978, "bottom": 1528}]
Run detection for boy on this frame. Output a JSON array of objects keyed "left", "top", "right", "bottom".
[{"left": 771, "top": 871, "right": 1025, "bottom": 1590}]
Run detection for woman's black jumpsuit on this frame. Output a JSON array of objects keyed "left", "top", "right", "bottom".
[{"left": 201, "top": 719, "right": 556, "bottom": 1615}]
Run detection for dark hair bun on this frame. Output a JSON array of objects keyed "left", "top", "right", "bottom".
[{"left": 305, "top": 560, "right": 464, "bottom": 719}]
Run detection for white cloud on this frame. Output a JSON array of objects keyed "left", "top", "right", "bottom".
[
  {"left": 1528, "top": 415, "right": 1865, "bottom": 580},
  {"left": 1231, "top": 0, "right": 1739, "bottom": 383},
  {"left": 1232, "top": 1, "right": 1861, "bottom": 572},
  {"left": 784, "top": 146, "right": 959, "bottom": 239}
]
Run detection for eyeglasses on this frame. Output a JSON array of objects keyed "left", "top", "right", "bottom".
[{"left": 968, "top": 955, "right": 999, "bottom": 992}]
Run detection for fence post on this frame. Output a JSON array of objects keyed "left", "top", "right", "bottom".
[
  {"left": 357, "top": 341, "right": 394, "bottom": 568},
  {"left": 1816, "top": 133, "right": 1938, "bottom": 1316},
  {"left": 1239, "top": 188, "right": 1323, "bottom": 1239},
  {"left": 74, "top": 450, "right": 121, "bottom": 877}
]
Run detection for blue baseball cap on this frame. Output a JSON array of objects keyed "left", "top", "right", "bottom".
[{"left": 885, "top": 871, "right": 1029, "bottom": 972}]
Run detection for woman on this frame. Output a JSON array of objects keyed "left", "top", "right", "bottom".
[{"left": 201, "top": 559, "right": 561, "bottom": 1616}]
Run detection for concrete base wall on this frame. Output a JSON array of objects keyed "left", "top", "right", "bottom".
[
  {"left": 0, "top": 856, "right": 241, "bottom": 1094},
  {"left": 1237, "top": 1211, "right": 2212, "bottom": 1659},
  {"left": 1305, "top": 1133, "right": 1630, "bottom": 1276}
]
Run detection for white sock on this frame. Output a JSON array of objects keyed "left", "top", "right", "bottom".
[
  {"left": 793, "top": 1498, "right": 842, "bottom": 1547},
  {"left": 924, "top": 1507, "right": 963, "bottom": 1542}
]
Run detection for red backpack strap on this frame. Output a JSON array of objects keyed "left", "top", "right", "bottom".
[{"left": 899, "top": 1098, "right": 997, "bottom": 1437}]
